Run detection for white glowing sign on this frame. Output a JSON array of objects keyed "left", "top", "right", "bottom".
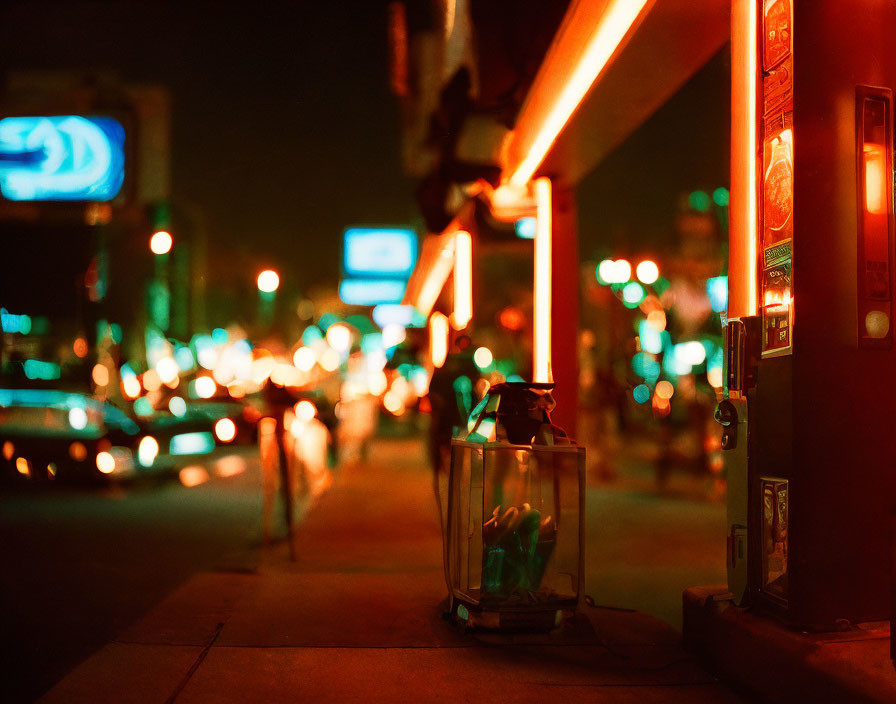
[{"left": 343, "top": 227, "right": 418, "bottom": 279}]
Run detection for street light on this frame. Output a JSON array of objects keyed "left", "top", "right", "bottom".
[
  {"left": 257, "top": 269, "right": 280, "bottom": 293},
  {"left": 148, "top": 231, "right": 172, "bottom": 334},
  {"left": 257, "top": 269, "right": 280, "bottom": 330},
  {"left": 150, "top": 230, "right": 173, "bottom": 255}
]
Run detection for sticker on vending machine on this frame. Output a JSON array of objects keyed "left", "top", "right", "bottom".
[{"left": 761, "top": 242, "right": 792, "bottom": 355}]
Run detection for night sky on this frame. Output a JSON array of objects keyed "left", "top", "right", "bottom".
[
  {"left": 0, "top": 1, "right": 416, "bottom": 293},
  {"left": 577, "top": 48, "right": 730, "bottom": 261},
  {"left": 0, "top": 2, "right": 729, "bottom": 296}
]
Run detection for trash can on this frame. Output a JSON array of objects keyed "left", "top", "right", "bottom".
[{"left": 444, "top": 382, "right": 585, "bottom": 630}]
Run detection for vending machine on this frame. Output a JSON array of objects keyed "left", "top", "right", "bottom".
[{"left": 723, "top": 0, "right": 896, "bottom": 630}]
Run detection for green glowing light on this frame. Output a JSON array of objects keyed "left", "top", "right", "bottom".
[
  {"left": 301, "top": 325, "right": 323, "bottom": 346},
  {"left": 360, "top": 333, "right": 382, "bottom": 354},
  {"left": 688, "top": 190, "right": 711, "bottom": 212},
  {"left": 134, "top": 397, "right": 153, "bottom": 416},
  {"left": 23, "top": 359, "right": 60, "bottom": 380},
  {"left": 712, "top": 187, "right": 729, "bottom": 207},
  {"left": 633, "top": 385, "right": 650, "bottom": 404},
  {"left": 622, "top": 282, "right": 646, "bottom": 307}
]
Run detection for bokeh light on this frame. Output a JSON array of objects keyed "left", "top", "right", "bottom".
[
  {"left": 383, "top": 390, "right": 404, "bottom": 415},
  {"left": 150, "top": 230, "right": 173, "bottom": 255},
  {"left": 91, "top": 364, "right": 109, "bottom": 387},
  {"left": 655, "top": 380, "right": 674, "bottom": 400},
  {"left": 633, "top": 384, "right": 650, "bottom": 404},
  {"left": 195, "top": 375, "right": 217, "bottom": 399},
  {"left": 614, "top": 259, "right": 632, "bottom": 283},
  {"left": 295, "top": 400, "right": 316, "bottom": 422},
  {"left": 138, "top": 436, "right": 159, "bottom": 467},
  {"left": 68, "top": 407, "right": 88, "bottom": 430},
  {"left": 179, "top": 465, "right": 209, "bottom": 487},
  {"left": 473, "top": 346, "right": 493, "bottom": 369},
  {"left": 622, "top": 281, "right": 646, "bottom": 306},
  {"left": 293, "top": 346, "right": 316, "bottom": 372},
  {"left": 214, "top": 418, "right": 237, "bottom": 443},
  {"left": 168, "top": 396, "right": 187, "bottom": 417},
  {"left": 646, "top": 309, "right": 667, "bottom": 332},
  {"left": 96, "top": 451, "right": 115, "bottom": 474},
  {"left": 636, "top": 260, "right": 659, "bottom": 284},
  {"left": 156, "top": 357, "right": 179, "bottom": 384},
  {"left": 320, "top": 348, "right": 340, "bottom": 372},
  {"left": 257, "top": 269, "right": 280, "bottom": 293},
  {"left": 122, "top": 376, "right": 141, "bottom": 399},
  {"left": 325, "top": 323, "right": 352, "bottom": 353},
  {"left": 69, "top": 442, "right": 88, "bottom": 461},
  {"left": 73, "top": 337, "right": 88, "bottom": 358}
]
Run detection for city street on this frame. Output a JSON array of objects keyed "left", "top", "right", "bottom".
[
  {"left": 5, "top": 1, "right": 896, "bottom": 701},
  {"left": 0, "top": 450, "right": 264, "bottom": 703},
  {"left": 2, "top": 435, "right": 728, "bottom": 701}
]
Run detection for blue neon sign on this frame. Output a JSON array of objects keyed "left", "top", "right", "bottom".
[
  {"left": 343, "top": 227, "right": 417, "bottom": 279},
  {"left": 339, "top": 279, "right": 407, "bottom": 306},
  {"left": 0, "top": 116, "right": 125, "bottom": 201}
]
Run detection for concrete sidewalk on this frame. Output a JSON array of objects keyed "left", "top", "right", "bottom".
[{"left": 41, "top": 438, "right": 745, "bottom": 703}]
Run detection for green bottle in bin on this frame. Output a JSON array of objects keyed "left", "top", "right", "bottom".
[{"left": 444, "top": 382, "right": 585, "bottom": 629}]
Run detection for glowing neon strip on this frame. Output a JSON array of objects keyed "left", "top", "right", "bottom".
[
  {"left": 417, "top": 238, "right": 456, "bottom": 316},
  {"left": 430, "top": 312, "right": 449, "bottom": 368},
  {"left": 452, "top": 230, "right": 472, "bottom": 329},
  {"left": 534, "top": 178, "right": 552, "bottom": 383},
  {"left": 746, "top": 0, "right": 758, "bottom": 314},
  {"left": 508, "top": 0, "right": 650, "bottom": 187}
]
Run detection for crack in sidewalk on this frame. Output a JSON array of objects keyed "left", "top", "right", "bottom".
[{"left": 164, "top": 621, "right": 224, "bottom": 704}]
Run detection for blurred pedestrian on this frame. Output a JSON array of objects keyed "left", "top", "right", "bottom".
[{"left": 426, "top": 335, "right": 479, "bottom": 486}]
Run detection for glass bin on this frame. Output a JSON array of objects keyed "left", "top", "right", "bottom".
[{"left": 444, "top": 382, "right": 585, "bottom": 629}]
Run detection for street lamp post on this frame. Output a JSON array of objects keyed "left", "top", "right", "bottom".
[
  {"left": 148, "top": 231, "right": 172, "bottom": 333},
  {"left": 257, "top": 269, "right": 280, "bottom": 330}
]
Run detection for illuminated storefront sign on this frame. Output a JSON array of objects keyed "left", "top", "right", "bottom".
[
  {"left": 342, "top": 227, "right": 418, "bottom": 279},
  {"left": 0, "top": 116, "right": 125, "bottom": 201},
  {"left": 339, "top": 278, "right": 407, "bottom": 306},
  {"left": 340, "top": 226, "right": 417, "bottom": 306}
]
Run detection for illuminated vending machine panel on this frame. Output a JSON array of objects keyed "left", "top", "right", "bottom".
[
  {"left": 856, "top": 88, "right": 893, "bottom": 347},
  {"left": 759, "top": 0, "right": 793, "bottom": 358}
]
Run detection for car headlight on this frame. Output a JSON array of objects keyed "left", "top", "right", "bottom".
[
  {"left": 97, "top": 447, "right": 136, "bottom": 475},
  {"left": 96, "top": 451, "right": 116, "bottom": 474},
  {"left": 214, "top": 418, "right": 237, "bottom": 443}
]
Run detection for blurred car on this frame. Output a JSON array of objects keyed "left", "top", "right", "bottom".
[
  {"left": 0, "top": 388, "right": 149, "bottom": 484},
  {"left": 131, "top": 386, "right": 260, "bottom": 471}
]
